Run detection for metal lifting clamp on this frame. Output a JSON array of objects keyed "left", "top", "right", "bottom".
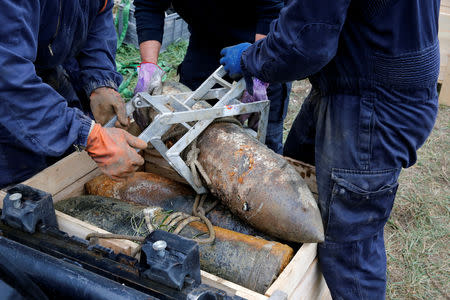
[{"left": 106, "top": 66, "right": 270, "bottom": 194}]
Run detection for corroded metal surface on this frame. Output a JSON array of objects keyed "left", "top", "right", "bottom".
[
  {"left": 131, "top": 80, "right": 324, "bottom": 243},
  {"left": 85, "top": 173, "right": 275, "bottom": 239},
  {"left": 85, "top": 172, "right": 193, "bottom": 207},
  {"left": 197, "top": 123, "right": 324, "bottom": 243},
  {"left": 56, "top": 195, "right": 293, "bottom": 293}
]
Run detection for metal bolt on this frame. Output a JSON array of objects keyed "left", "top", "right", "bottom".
[
  {"left": 10, "top": 193, "right": 22, "bottom": 209},
  {"left": 152, "top": 240, "right": 167, "bottom": 258},
  {"left": 136, "top": 100, "right": 143, "bottom": 107}
]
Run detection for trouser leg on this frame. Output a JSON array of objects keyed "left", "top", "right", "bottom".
[
  {"left": 265, "top": 82, "right": 291, "bottom": 154},
  {"left": 283, "top": 88, "right": 437, "bottom": 299}
]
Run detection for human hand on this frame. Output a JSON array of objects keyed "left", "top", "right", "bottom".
[
  {"left": 85, "top": 124, "right": 147, "bottom": 180},
  {"left": 220, "top": 42, "right": 251, "bottom": 79},
  {"left": 90, "top": 87, "right": 129, "bottom": 128},
  {"left": 238, "top": 78, "right": 269, "bottom": 130},
  {"left": 134, "top": 62, "right": 165, "bottom": 95}
]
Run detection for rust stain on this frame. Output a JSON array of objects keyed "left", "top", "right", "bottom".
[
  {"left": 188, "top": 221, "right": 293, "bottom": 265},
  {"left": 85, "top": 172, "right": 194, "bottom": 205}
]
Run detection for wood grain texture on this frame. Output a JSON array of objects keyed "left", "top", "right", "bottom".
[
  {"left": 440, "top": 55, "right": 450, "bottom": 106},
  {"left": 22, "top": 151, "right": 97, "bottom": 195},
  {"left": 265, "top": 243, "right": 318, "bottom": 297},
  {"left": 439, "top": 11, "right": 450, "bottom": 88}
]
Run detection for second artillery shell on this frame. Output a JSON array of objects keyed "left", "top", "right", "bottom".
[
  {"left": 85, "top": 173, "right": 275, "bottom": 240},
  {"left": 197, "top": 123, "right": 325, "bottom": 243},
  {"left": 55, "top": 195, "right": 293, "bottom": 293}
]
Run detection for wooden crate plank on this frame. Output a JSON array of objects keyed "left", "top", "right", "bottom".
[
  {"left": 317, "top": 279, "right": 332, "bottom": 300},
  {"left": 53, "top": 168, "right": 103, "bottom": 202},
  {"left": 290, "top": 258, "right": 330, "bottom": 300},
  {"left": 439, "top": 12, "right": 450, "bottom": 84},
  {"left": 22, "top": 151, "right": 97, "bottom": 195},
  {"left": 201, "top": 271, "right": 268, "bottom": 300},
  {"left": 265, "top": 243, "right": 317, "bottom": 297},
  {"left": 55, "top": 210, "right": 137, "bottom": 256},
  {"left": 442, "top": 0, "right": 450, "bottom": 14},
  {"left": 440, "top": 54, "right": 450, "bottom": 106}
]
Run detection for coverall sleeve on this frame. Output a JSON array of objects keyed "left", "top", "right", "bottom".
[
  {"left": 242, "top": 0, "right": 351, "bottom": 83},
  {"left": 255, "top": 0, "right": 284, "bottom": 36},
  {"left": 0, "top": 0, "right": 93, "bottom": 156},
  {"left": 76, "top": 0, "right": 123, "bottom": 97},
  {"left": 134, "top": 0, "right": 172, "bottom": 45}
]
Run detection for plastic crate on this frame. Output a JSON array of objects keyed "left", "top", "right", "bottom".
[{"left": 116, "top": 2, "right": 190, "bottom": 50}]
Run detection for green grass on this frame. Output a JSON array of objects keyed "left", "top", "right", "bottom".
[
  {"left": 115, "top": 40, "right": 188, "bottom": 100},
  {"left": 286, "top": 81, "right": 450, "bottom": 299}
]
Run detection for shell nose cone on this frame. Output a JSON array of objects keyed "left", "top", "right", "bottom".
[
  {"left": 299, "top": 211, "right": 325, "bottom": 243},
  {"left": 283, "top": 199, "right": 325, "bottom": 243},
  {"left": 254, "top": 187, "right": 325, "bottom": 243}
]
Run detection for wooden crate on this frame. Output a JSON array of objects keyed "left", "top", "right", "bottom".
[
  {"left": 439, "top": 3, "right": 450, "bottom": 106},
  {"left": 0, "top": 151, "right": 331, "bottom": 299}
]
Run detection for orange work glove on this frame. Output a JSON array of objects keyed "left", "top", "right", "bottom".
[{"left": 86, "top": 124, "right": 147, "bottom": 180}]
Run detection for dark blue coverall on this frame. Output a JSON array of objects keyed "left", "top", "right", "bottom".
[
  {"left": 134, "top": 0, "right": 291, "bottom": 154},
  {"left": 0, "top": 0, "right": 122, "bottom": 188},
  {"left": 241, "top": 0, "right": 439, "bottom": 298}
]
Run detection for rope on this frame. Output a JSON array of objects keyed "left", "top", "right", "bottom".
[
  {"left": 186, "top": 139, "right": 212, "bottom": 188},
  {"left": 166, "top": 194, "right": 216, "bottom": 244}
]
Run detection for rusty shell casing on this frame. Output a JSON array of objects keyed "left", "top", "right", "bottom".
[
  {"left": 85, "top": 172, "right": 193, "bottom": 206},
  {"left": 56, "top": 196, "right": 293, "bottom": 294},
  {"left": 131, "top": 80, "right": 323, "bottom": 242},
  {"left": 85, "top": 173, "right": 275, "bottom": 239},
  {"left": 167, "top": 217, "right": 293, "bottom": 294},
  {"left": 196, "top": 122, "right": 324, "bottom": 243}
]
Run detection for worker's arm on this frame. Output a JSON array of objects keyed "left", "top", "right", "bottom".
[
  {"left": 242, "top": 0, "right": 351, "bottom": 83},
  {"left": 76, "top": 0, "right": 122, "bottom": 97},
  {"left": 0, "top": 0, "right": 93, "bottom": 157},
  {"left": 75, "top": 0, "right": 127, "bottom": 127},
  {"left": 255, "top": 0, "right": 283, "bottom": 36},
  {"left": 0, "top": 0, "right": 145, "bottom": 179},
  {"left": 134, "top": 0, "right": 171, "bottom": 46},
  {"left": 133, "top": 0, "right": 170, "bottom": 95}
]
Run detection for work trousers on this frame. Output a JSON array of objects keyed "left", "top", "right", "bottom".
[
  {"left": 178, "top": 35, "right": 291, "bottom": 154},
  {"left": 283, "top": 88, "right": 438, "bottom": 299}
]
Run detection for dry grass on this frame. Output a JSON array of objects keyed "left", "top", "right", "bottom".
[
  {"left": 285, "top": 80, "right": 450, "bottom": 299},
  {"left": 385, "top": 104, "right": 449, "bottom": 299}
]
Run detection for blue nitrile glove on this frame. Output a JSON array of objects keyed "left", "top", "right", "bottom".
[
  {"left": 220, "top": 43, "right": 251, "bottom": 79},
  {"left": 238, "top": 78, "right": 269, "bottom": 130}
]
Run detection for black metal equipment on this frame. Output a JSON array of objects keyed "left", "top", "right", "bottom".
[
  {"left": 141, "top": 230, "right": 202, "bottom": 290},
  {"left": 1, "top": 184, "right": 58, "bottom": 233},
  {"left": 0, "top": 185, "right": 243, "bottom": 300}
]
